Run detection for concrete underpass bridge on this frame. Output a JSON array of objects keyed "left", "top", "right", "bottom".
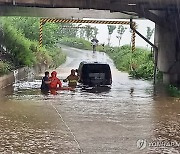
[{"left": 0, "top": 0, "right": 180, "bottom": 84}]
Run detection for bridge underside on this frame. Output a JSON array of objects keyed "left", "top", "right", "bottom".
[
  {"left": 0, "top": 0, "right": 179, "bottom": 21},
  {"left": 0, "top": 6, "right": 137, "bottom": 19}
]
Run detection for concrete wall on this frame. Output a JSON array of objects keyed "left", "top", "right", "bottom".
[
  {"left": 0, "top": 72, "right": 15, "bottom": 89},
  {"left": 0, "top": 65, "right": 47, "bottom": 90},
  {"left": 0, "top": 67, "right": 29, "bottom": 89}
]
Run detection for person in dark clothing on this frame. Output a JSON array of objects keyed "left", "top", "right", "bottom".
[
  {"left": 40, "top": 71, "right": 50, "bottom": 94},
  {"left": 91, "top": 38, "right": 99, "bottom": 52}
]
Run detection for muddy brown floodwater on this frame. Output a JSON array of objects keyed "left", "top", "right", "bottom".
[{"left": 0, "top": 46, "right": 180, "bottom": 154}]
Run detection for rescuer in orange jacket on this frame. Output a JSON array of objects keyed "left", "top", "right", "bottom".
[
  {"left": 49, "top": 71, "right": 62, "bottom": 90},
  {"left": 49, "top": 71, "right": 72, "bottom": 94}
]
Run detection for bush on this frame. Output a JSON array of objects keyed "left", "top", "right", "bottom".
[
  {"left": 129, "top": 61, "right": 154, "bottom": 79},
  {"left": 34, "top": 47, "right": 52, "bottom": 67},
  {"left": 60, "top": 37, "right": 92, "bottom": 50},
  {"left": 2, "top": 22, "right": 36, "bottom": 67},
  {"left": 104, "top": 45, "right": 155, "bottom": 79},
  {"left": 0, "top": 17, "right": 68, "bottom": 78},
  {"left": 47, "top": 47, "right": 66, "bottom": 68},
  {"left": 0, "top": 61, "right": 12, "bottom": 76},
  {"left": 167, "top": 85, "right": 180, "bottom": 97},
  {"left": 3, "top": 17, "right": 60, "bottom": 48},
  {"left": 1, "top": 20, "right": 66, "bottom": 71}
]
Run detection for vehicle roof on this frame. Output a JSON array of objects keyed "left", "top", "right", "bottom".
[{"left": 80, "top": 61, "right": 109, "bottom": 65}]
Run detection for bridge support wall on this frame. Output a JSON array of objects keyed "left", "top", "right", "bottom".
[{"left": 154, "top": 11, "right": 180, "bottom": 85}]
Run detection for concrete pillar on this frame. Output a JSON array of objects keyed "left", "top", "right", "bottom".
[
  {"left": 163, "top": 73, "right": 178, "bottom": 85},
  {"left": 154, "top": 11, "right": 180, "bottom": 85}
]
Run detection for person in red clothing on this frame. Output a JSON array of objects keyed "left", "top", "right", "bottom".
[
  {"left": 49, "top": 71, "right": 72, "bottom": 94},
  {"left": 49, "top": 71, "right": 62, "bottom": 94},
  {"left": 49, "top": 71, "right": 62, "bottom": 90}
]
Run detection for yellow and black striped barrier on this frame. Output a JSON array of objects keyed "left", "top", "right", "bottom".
[
  {"left": 61, "top": 26, "right": 94, "bottom": 29},
  {"left": 40, "top": 18, "right": 132, "bottom": 25},
  {"left": 131, "top": 30, "right": 136, "bottom": 52},
  {"left": 39, "top": 18, "right": 136, "bottom": 51},
  {"left": 130, "top": 21, "right": 137, "bottom": 52},
  {"left": 39, "top": 19, "right": 44, "bottom": 48}
]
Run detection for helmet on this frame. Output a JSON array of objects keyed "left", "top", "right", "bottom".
[
  {"left": 71, "top": 69, "right": 75, "bottom": 73},
  {"left": 51, "top": 71, "right": 57, "bottom": 76}
]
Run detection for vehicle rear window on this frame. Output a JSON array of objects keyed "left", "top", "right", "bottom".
[
  {"left": 81, "top": 64, "right": 111, "bottom": 79},
  {"left": 83, "top": 64, "right": 110, "bottom": 73}
]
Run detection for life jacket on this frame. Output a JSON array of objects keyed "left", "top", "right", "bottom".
[{"left": 67, "top": 75, "right": 79, "bottom": 87}]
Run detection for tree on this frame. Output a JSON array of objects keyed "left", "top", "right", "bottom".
[
  {"left": 79, "top": 26, "right": 98, "bottom": 40},
  {"left": 76, "top": 24, "right": 83, "bottom": 38},
  {"left": 85, "top": 25, "right": 94, "bottom": 41},
  {"left": 146, "top": 27, "right": 154, "bottom": 47},
  {"left": 116, "top": 25, "right": 127, "bottom": 47},
  {"left": 93, "top": 26, "right": 98, "bottom": 38},
  {"left": 4, "top": 17, "right": 60, "bottom": 47},
  {"left": 107, "top": 25, "right": 116, "bottom": 46},
  {"left": 79, "top": 28, "right": 85, "bottom": 39},
  {"left": 5, "top": 17, "right": 40, "bottom": 41},
  {"left": 58, "top": 23, "right": 78, "bottom": 38}
]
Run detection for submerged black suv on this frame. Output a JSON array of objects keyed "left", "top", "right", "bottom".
[{"left": 78, "top": 61, "right": 112, "bottom": 86}]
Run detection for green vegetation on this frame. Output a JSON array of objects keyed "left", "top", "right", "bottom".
[
  {"left": 167, "top": 85, "right": 180, "bottom": 97},
  {"left": 0, "top": 61, "right": 12, "bottom": 75},
  {"left": 105, "top": 45, "right": 154, "bottom": 79},
  {"left": 107, "top": 25, "right": 116, "bottom": 46},
  {"left": 116, "top": 25, "right": 127, "bottom": 47},
  {"left": 60, "top": 37, "right": 92, "bottom": 50},
  {"left": 0, "top": 17, "right": 66, "bottom": 75},
  {"left": 4, "top": 17, "right": 60, "bottom": 48},
  {"left": 48, "top": 48, "right": 66, "bottom": 68},
  {"left": 2, "top": 22, "right": 36, "bottom": 66}
]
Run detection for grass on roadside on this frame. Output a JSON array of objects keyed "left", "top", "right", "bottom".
[
  {"left": 167, "top": 85, "right": 180, "bottom": 97},
  {"left": 47, "top": 47, "right": 66, "bottom": 68},
  {"left": 105, "top": 45, "right": 155, "bottom": 79},
  {"left": 60, "top": 37, "right": 92, "bottom": 50}
]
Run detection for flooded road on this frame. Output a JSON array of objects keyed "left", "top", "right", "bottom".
[{"left": 0, "top": 46, "right": 180, "bottom": 154}]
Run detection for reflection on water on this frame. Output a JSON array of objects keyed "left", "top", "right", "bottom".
[{"left": 0, "top": 47, "right": 180, "bottom": 153}]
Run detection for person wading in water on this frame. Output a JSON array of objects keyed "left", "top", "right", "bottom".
[
  {"left": 40, "top": 71, "right": 51, "bottom": 94},
  {"left": 49, "top": 71, "right": 73, "bottom": 94},
  {"left": 64, "top": 69, "right": 79, "bottom": 89}
]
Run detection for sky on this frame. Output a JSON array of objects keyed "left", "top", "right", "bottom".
[{"left": 85, "top": 19, "right": 155, "bottom": 48}]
